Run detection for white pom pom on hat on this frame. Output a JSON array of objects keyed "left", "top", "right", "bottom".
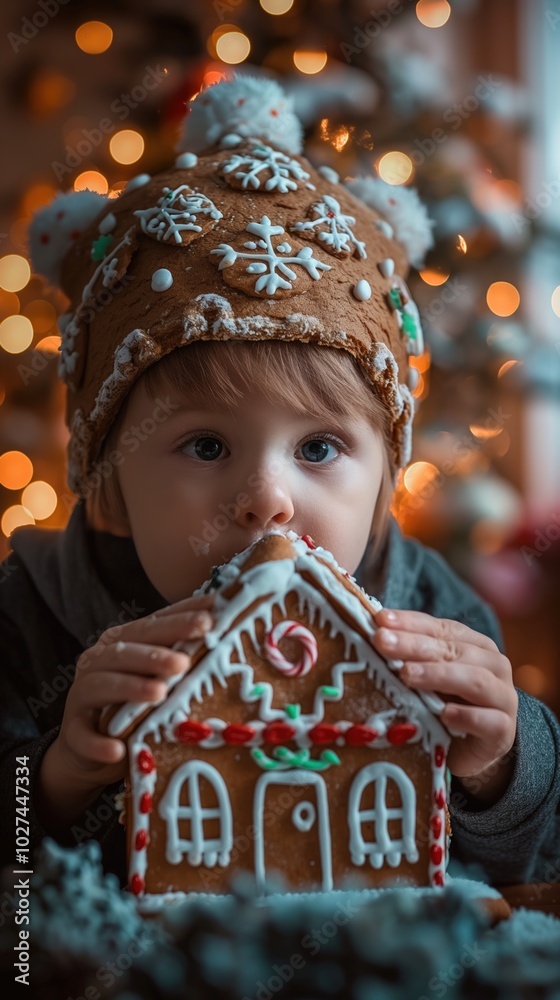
[
  {"left": 344, "top": 175, "right": 435, "bottom": 268},
  {"left": 175, "top": 71, "right": 303, "bottom": 156},
  {"left": 27, "top": 189, "right": 108, "bottom": 287}
]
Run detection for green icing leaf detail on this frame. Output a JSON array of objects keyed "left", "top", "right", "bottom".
[
  {"left": 250, "top": 684, "right": 266, "bottom": 697},
  {"left": 91, "top": 234, "right": 114, "bottom": 261},
  {"left": 321, "top": 686, "right": 341, "bottom": 698},
  {"left": 285, "top": 704, "right": 300, "bottom": 719}
]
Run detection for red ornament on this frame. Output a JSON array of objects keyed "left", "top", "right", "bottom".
[
  {"left": 130, "top": 873, "right": 144, "bottom": 895},
  {"left": 431, "top": 814, "right": 443, "bottom": 839},
  {"left": 434, "top": 788, "right": 446, "bottom": 810},
  {"left": 387, "top": 723, "right": 417, "bottom": 745},
  {"left": 345, "top": 725, "right": 378, "bottom": 747},
  {"left": 40, "top": 233, "right": 50, "bottom": 244},
  {"left": 302, "top": 534, "right": 316, "bottom": 549},
  {"left": 432, "top": 870, "right": 445, "bottom": 887},
  {"left": 175, "top": 720, "right": 212, "bottom": 743},
  {"left": 135, "top": 829, "right": 149, "bottom": 851},
  {"left": 308, "top": 723, "right": 340, "bottom": 745},
  {"left": 223, "top": 724, "right": 255, "bottom": 745},
  {"left": 139, "top": 792, "right": 152, "bottom": 814},
  {"left": 263, "top": 722, "right": 296, "bottom": 745},
  {"left": 137, "top": 749, "right": 155, "bottom": 774},
  {"left": 434, "top": 745, "right": 445, "bottom": 768},
  {"left": 430, "top": 844, "right": 443, "bottom": 866}
]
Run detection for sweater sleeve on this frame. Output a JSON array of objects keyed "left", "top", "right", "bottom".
[{"left": 0, "top": 610, "right": 125, "bottom": 880}]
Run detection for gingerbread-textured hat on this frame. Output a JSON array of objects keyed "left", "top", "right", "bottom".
[{"left": 28, "top": 73, "right": 434, "bottom": 498}]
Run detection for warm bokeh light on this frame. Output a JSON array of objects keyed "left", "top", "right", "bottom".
[
  {"left": 0, "top": 315, "right": 34, "bottom": 353},
  {"left": 110, "top": 130, "right": 145, "bottom": 165},
  {"left": 470, "top": 518, "right": 509, "bottom": 555},
  {"left": 74, "top": 171, "right": 109, "bottom": 194},
  {"left": 0, "top": 451, "right": 34, "bottom": 490},
  {"left": 293, "top": 50, "right": 328, "bottom": 74},
  {"left": 23, "top": 300, "right": 56, "bottom": 334},
  {"left": 261, "top": 0, "right": 294, "bottom": 13},
  {"left": 28, "top": 71, "right": 75, "bottom": 115},
  {"left": 35, "top": 335, "right": 62, "bottom": 353},
  {"left": 21, "top": 481, "right": 58, "bottom": 520},
  {"left": 410, "top": 350, "right": 431, "bottom": 374},
  {"left": 416, "top": 1, "right": 451, "bottom": 28},
  {"left": 0, "top": 290, "right": 20, "bottom": 320},
  {"left": 403, "top": 461, "right": 440, "bottom": 494},
  {"left": 0, "top": 255, "right": 30, "bottom": 293},
  {"left": 551, "top": 285, "right": 560, "bottom": 317},
  {"left": 469, "top": 422, "right": 504, "bottom": 440},
  {"left": 419, "top": 269, "right": 449, "bottom": 286},
  {"left": 75, "top": 21, "right": 113, "bottom": 55},
  {"left": 497, "top": 359, "right": 520, "bottom": 378},
  {"left": 1, "top": 505, "right": 35, "bottom": 537},
  {"left": 216, "top": 30, "right": 251, "bottom": 64},
  {"left": 376, "top": 151, "right": 414, "bottom": 186},
  {"left": 514, "top": 664, "right": 548, "bottom": 698},
  {"left": 486, "top": 281, "right": 520, "bottom": 317},
  {"left": 457, "top": 234, "right": 468, "bottom": 253},
  {"left": 21, "top": 184, "right": 57, "bottom": 217},
  {"left": 332, "top": 127, "right": 350, "bottom": 152}
]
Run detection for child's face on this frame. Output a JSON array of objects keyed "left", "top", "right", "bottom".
[{"left": 109, "top": 376, "right": 386, "bottom": 603}]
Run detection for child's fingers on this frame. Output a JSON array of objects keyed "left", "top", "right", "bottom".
[
  {"left": 65, "top": 715, "right": 126, "bottom": 765},
  {"left": 78, "top": 641, "right": 191, "bottom": 680},
  {"left": 76, "top": 669, "right": 169, "bottom": 709},
  {"left": 155, "top": 594, "right": 216, "bottom": 617},
  {"left": 441, "top": 704, "right": 515, "bottom": 755},
  {"left": 374, "top": 608, "right": 498, "bottom": 653},
  {"left": 88, "top": 610, "right": 215, "bottom": 660},
  {"left": 373, "top": 625, "right": 509, "bottom": 678},
  {"left": 399, "top": 660, "right": 507, "bottom": 709}
]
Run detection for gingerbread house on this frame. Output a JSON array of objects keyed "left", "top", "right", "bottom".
[{"left": 101, "top": 530, "right": 452, "bottom": 910}]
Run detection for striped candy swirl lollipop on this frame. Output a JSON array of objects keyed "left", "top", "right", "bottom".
[{"left": 263, "top": 621, "right": 318, "bottom": 677}]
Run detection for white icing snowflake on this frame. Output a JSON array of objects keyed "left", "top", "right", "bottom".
[
  {"left": 221, "top": 141, "right": 314, "bottom": 193},
  {"left": 134, "top": 185, "right": 222, "bottom": 244},
  {"left": 292, "top": 195, "right": 367, "bottom": 258},
  {"left": 211, "top": 215, "right": 331, "bottom": 296}
]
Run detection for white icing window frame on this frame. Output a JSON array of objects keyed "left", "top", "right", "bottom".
[
  {"left": 158, "top": 760, "right": 233, "bottom": 867},
  {"left": 348, "top": 761, "right": 419, "bottom": 869}
]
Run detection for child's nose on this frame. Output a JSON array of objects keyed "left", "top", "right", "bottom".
[{"left": 237, "top": 467, "right": 295, "bottom": 528}]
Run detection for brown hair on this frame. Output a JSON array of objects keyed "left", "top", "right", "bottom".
[{"left": 85, "top": 339, "right": 396, "bottom": 563}]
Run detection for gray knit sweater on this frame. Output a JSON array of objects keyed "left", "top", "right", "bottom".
[{"left": 1, "top": 500, "right": 559, "bottom": 888}]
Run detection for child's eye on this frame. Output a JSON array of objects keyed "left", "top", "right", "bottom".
[
  {"left": 177, "top": 432, "right": 345, "bottom": 464},
  {"left": 178, "top": 434, "right": 226, "bottom": 461},
  {"left": 298, "top": 434, "right": 344, "bottom": 464}
]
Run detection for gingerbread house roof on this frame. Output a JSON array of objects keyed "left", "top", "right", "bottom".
[{"left": 103, "top": 531, "right": 451, "bottom": 755}]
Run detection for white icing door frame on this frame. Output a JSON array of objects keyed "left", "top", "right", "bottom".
[
  {"left": 348, "top": 761, "right": 419, "bottom": 869},
  {"left": 253, "top": 770, "right": 333, "bottom": 893}
]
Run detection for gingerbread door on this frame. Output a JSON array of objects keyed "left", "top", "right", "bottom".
[{"left": 253, "top": 770, "right": 333, "bottom": 893}]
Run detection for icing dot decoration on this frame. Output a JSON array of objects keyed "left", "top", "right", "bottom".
[
  {"left": 377, "top": 258, "right": 395, "bottom": 278},
  {"left": 434, "top": 745, "right": 445, "bottom": 768},
  {"left": 98, "top": 212, "right": 117, "bottom": 235},
  {"left": 139, "top": 792, "right": 152, "bottom": 814},
  {"left": 125, "top": 173, "right": 151, "bottom": 193},
  {"left": 223, "top": 723, "right": 255, "bottom": 745},
  {"left": 151, "top": 268, "right": 174, "bottom": 292},
  {"left": 308, "top": 723, "right": 340, "bottom": 745},
  {"left": 130, "top": 873, "right": 144, "bottom": 895},
  {"left": 302, "top": 534, "right": 316, "bottom": 548},
  {"left": 434, "top": 787, "right": 446, "bottom": 810},
  {"left": 263, "top": 620, "right": 318, "bottom": 677},
  {"left": 387, "top": 722, "right": 417, "bottom": 745},
  {"left": 135, "top": 829, "right": 148, "bottom": 851},
  {"left": 433, "top": 870, "right": 445, "bottom": 887},
  {"left": 317, "top": 165, "right": 340, "bottom": 184},
  {"left": 137, "top": 749, "right": 155, "bottom": 774},
  {"left": 430, "top": 844, "right": 443, "bottom": 866},
  {"left": 431, "top": 814, "right": 443, "bottom": 838},
  {"left": 345, "top": 724, "right": 378, "bottom": 747},
  {"left": 262, "top": 722, "right": 297, "bottom": 746},
  {"left": 353, "top": 279, "right": 371, "bottom": 301},
  {"left": 175, "top": 152, "right": 198, "bottom": 169}
]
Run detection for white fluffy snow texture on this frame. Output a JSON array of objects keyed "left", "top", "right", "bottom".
[
  {"left": 345, "top": 175, "right": 435, "bottom": 268},
  {"left": 28, "top": 190, "right": 108, "bottom": 287},
  {"left": 175, "top": 73, "right": 303, "bottom": 156}
]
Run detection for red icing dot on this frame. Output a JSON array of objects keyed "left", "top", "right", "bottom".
[
  {"left": 263, "top": 722, "right": 296, "bottom": 745},
  {"left": 345, "top": 724, "right": 378, "bottom": 747},
  {"left": 432, "top": 870, "right": 445, "bottom": 887},
  {"left": 431, "top": 814, "right": 443, "bottom": 839},
  {"left": 130, "top": 873, "right": 144, "bottom": 895},
  {"left": 175, "top": 720, "right": 212, "bottom": 743},
  {"left": 434, "top": 744, "right": 445, "bottom": 768},
  {"left": 327, "top": 211, "right": 335, "bottom": 218},
  {"left": 387, "top": 722, "right": 417, "bottom": 745},
  {"left": 237, "top": 98, "right": 246, "bottom": 106},
  {"left": 302, "top": 534, "right": 316, "bottom": 549},
  {"left": 434, "top": 788, "right": 446, "bottom": 810},
  {"left": 135, "top": 829, "right": 149, "bottom": 851},
  {"left": 270, "top": 108, "right": 279, "bottom": 117},
  {"left": 137, "top": 749, "right": 155, "bottom": 774},
  {"left": 308, "top": 723, "right": 340, "bottom": 745},
  {"left": 139, "top": 792, "right": 152, "bottom": 814},
  {"left": 70, "top": 230, "right": 81, "bottom": 240},
  {"left": 430, "top": 844, "right": 443, "bottom": 866},
  {"left": 223, "top": 723, "right": 255, "bottom": 745},
  {"left": 39, "top": 233, "right": 50, "bottom": 245},
  {"left": 388, "top": 198, "right": 397, "bottom": 206}
]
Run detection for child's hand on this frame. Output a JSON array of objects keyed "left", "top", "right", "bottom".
[
  {"left": 55, "top": 594, "right": 216, "bottom": 793},
  {"left": 372, "top": 609, "right": 518, "bottom": 789}
]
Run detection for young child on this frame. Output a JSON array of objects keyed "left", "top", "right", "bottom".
[{"left": 1, "top": 75, "right": 559, "bottom": 893}]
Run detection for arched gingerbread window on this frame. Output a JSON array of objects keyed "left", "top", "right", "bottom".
[
  {"left": 158, "top": 760, "right": 233, "bottom": 867},
  {"left": 348, "top": 762, "right": 419, "bottom": 868}
]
